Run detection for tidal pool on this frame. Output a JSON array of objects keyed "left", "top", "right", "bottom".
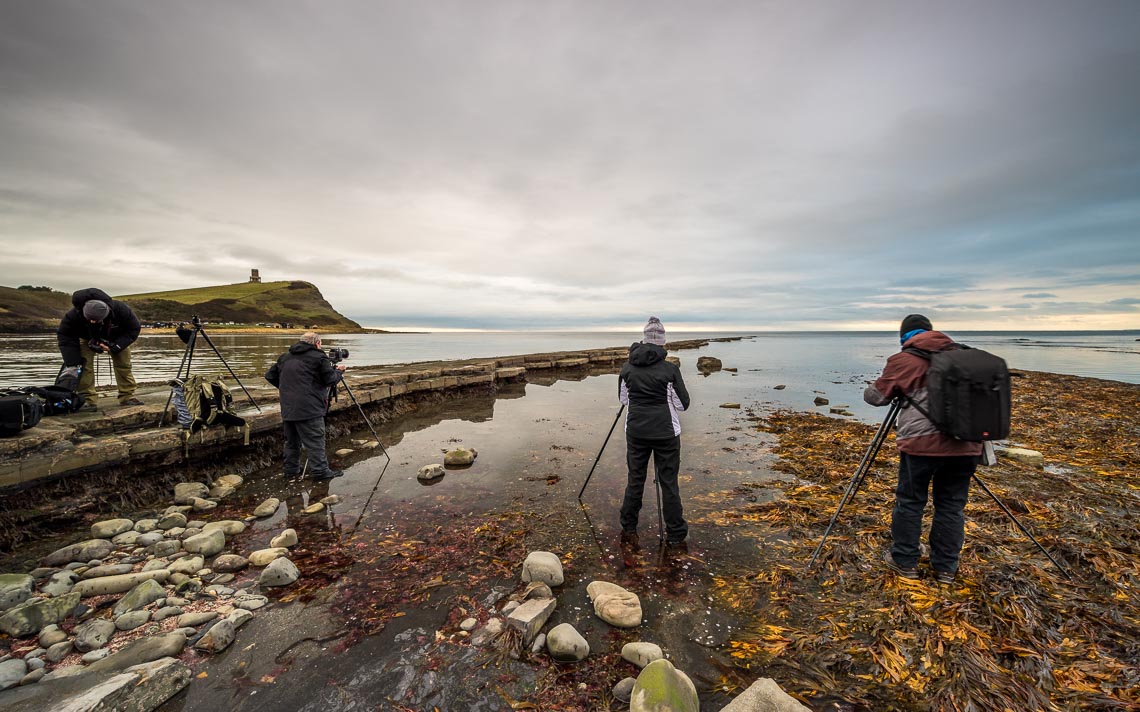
[{"left": 144, "top": 360, "right": 811, "bottom": 711}]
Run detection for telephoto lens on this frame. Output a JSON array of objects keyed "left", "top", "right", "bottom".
[{"left": 328, "top": 348, "right": 350, "bottom": 361}]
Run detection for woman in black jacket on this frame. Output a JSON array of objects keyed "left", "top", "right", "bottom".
[{"left": 618, "top": 317, "right": 691, "bottom": 546}]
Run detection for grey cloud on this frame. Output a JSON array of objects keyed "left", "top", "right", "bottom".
[{"left": 1, "top": 1, "right": 1138, "bottom": 328}]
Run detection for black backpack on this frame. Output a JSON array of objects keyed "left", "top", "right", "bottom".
[
  {"left": 0, "top": 391, "right": 44, "bottom": 437},
  {"left": 904, "top": 344, "right": 1011, "bottom": 441},
  {"left": 23, "top": 366, "right": 85, "bottom": 416}
]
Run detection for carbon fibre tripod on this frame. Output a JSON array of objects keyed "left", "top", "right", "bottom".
[
  {"left": 807, "top": 399, "right": 1071, "bottom": 579},
  {"left": 159, "top": 317, "right": 260, "bottom": 426},
  {"left": 578, "top": 405, "right": 667, "bottom": 545}
]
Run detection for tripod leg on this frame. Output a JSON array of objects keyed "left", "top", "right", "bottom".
[
  {"left": 807, "top": 400, "right": 901, "bottom": 570},
  {"left": 197, "top": 329, "right": 261, "bottom": 411},
  {"left": 655, "top": 474, "right": 665, "bottom": 543},
  {"left": 338, "top": 380, "right": 390, "bottom": 461},
  {"left": 578, "top": 405, "right": 625, "bottom": 500},
  {"left": 160, "top": 331, "right": 196, "bottom": 426},
  {"left": 972, "top": 473, "right": 1072, "bottom": 579}
]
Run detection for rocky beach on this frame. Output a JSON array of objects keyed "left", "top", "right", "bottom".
[{"left": 0, "top": 344, "right": 1137, "bottom": 711}]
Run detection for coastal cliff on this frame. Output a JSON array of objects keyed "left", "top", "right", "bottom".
[{"left": 0, "top": 281, "right": 370, "bottom": 333}]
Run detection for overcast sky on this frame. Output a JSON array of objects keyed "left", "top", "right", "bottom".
[{"left": 1, "top": 1, "right": 1137, "bottom": 331}]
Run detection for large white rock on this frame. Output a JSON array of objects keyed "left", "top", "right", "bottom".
[
  {"left": 112, "top": 578, "right": 167, "bottom": 616},
  {"left": 174, "top": 482, "right": 210, "bottom": 505},
  {"left": 0, "top": 658, "right": 27, "bottom": 691},
  {"left": 443, "top": 447, "right": 477, "bottom": 467},
  {"left": 182, "top": 529, "right": 225, "bottom": 557},
  {"left": 75, "top": 570, "right": 170, "bottom": 598},
  {"left": 270, "top": 528, "right": 298, "bottom": 548},
  {"left": 622, "top": 642, "right": 664, "bottom": 668},
  {"left": 259, "top": 557, "right": 300, "bottom": 587},
  {"left": 587, "top": 581, "right": 643, "bottom": 628},
  {"left": 215, "top": 474, "right": 244, "bottom": 489},
  {"left": 168, "top": 555, "right": 205, "bottom": 575},
  {"left": 546, "top": 622, "right": 589, "bottom": 662},
  {"left": 506, "top": 597, "right": 556, "bottom": 644},
  {"left": 631, "top": 659, "right": 698, "bottom": 712},
  {"left": 719, "top": 677, "right": 812, "bottom": 711},
  {"left": 521, "top": 551, "right": 564, "bottom": 586},
  {"left": 91, "top": 518, "right": 135, "bottom": 539},
  {"left": 253, "top": 498, "right": 281, "bottom": 518},
  {"left": 73, "top": 618, "right": 116, "bottom": 652},
  {"left": 995, "top": 446, "right": 1045, "bottom": 468},
  {"left": 248, "top": 548, "right": 289, "bottom": 566},
  {"left": 0, "top": 573, "right": 34, "bottom": 612},
  {"left": 203, "top": 520, "right": 247, "bottom": 536},
  {"left": 194, "top": 620, "right": 236, "bottom": 653}
]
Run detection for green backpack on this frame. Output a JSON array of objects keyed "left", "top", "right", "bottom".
[{"left": 176, "top": 375, "right": 247, "bottom": 434}]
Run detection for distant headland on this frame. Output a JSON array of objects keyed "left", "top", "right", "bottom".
[{"left": 0, "top": 274, "right": 384, "bottom": 334}]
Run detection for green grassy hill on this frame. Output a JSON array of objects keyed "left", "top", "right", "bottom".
[
  {"left": 120, "top": 281, "right": 363, "bottom": 330},
  {"left": 0, "top": 286, "right": 72, "bottom": 332},
  {"left": 0, "top": 281, "right": 367, "bottom": 332}
]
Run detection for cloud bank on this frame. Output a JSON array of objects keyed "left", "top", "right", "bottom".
[{"left": 1, "top": 1, "right": 1137, "bottom": 330}]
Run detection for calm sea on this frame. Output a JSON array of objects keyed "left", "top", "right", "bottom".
[{"left": 0, "top": 331, "right": 1136, "bottom": 418}]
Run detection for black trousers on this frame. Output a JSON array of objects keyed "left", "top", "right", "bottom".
[
  {"left": 891, "top": 453, "right": 976, "bottom": 574},
  {"left": 620, "top": 434, "right": 687, "bottom": 542},
  {"left": 282, "top": 417, "right": 332, "bottom": 477}
]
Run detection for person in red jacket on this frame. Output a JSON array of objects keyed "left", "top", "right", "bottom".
[{"left": 864, "top": 314, "right": 982, "bottom": 584}]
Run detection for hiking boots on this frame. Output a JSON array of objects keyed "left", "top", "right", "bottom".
[
  {"left": 119, "top": 397, "right": 145, "bottom": 406},
  {"left": 78, "top": 401, "right": 99, "bottom": 413},
  {"left": 312, "top": 469, "right": 345, "bottom": 481},
  {"left": 620, "top": 530, "right": 639, "bottom": 547},
  {"left": 884, "top": 550, "right": 919, "bottom": 580},
  {"left": 933, "top": 569, "right": 956, "bottom": 585}
]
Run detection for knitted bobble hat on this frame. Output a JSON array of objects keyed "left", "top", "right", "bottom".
[
  {"left": 643, "top": 316, "right": 667, "bottom": 346},
  {"left": 83, "top": 300, "right": 111, "bottom": 321}
]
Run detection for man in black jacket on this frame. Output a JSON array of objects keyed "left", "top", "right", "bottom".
[
  {"left": 57, "top": 288, "right": 143, "bottom": 410},
  {"left": 265, "top": 332, "right": 346, "bottom": 481},
  {"left": 618, "top": 317, "right": 691, "bottom": 546}
]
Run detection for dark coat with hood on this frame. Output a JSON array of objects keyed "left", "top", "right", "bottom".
[
  {"left": 619, "top": 342, "right": 691, "bottom": 439},
  {"left": 265, "top": 341, "right": 343, "bottom": 421},
  {"left": 56, "top": 288, "right": 142, "bottom": 366},
  {"left": 863, "top": 330, "right": 983, "bottom": 457}
]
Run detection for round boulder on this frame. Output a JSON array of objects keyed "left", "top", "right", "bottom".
[
  {"left": 546, "top": 623, "right": 589, "bottom": 662},
  {"left": 443, "top": 447, "right": 477, "bottom": 467},
  {"left": 259, "top": 558, "right": 300, "bottom": 587},
  {"left": 631, "top": 659, "right": 698, "bottom": 712},
  {"left": 521, "top": 551, "right": 564, "bottom": 586},
  {"left": 586, "top": 581, "right": 643, "bottom": 628},
  {"left": 90, "top": 519, "right": 134, "bottom": 539},
  {"left": 182, "top": 529, "right": 225, "bottom": 557}
]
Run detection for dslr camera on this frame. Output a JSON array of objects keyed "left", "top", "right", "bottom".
[
  {"left": 87, "top": 338, "right": 112, "bottom": 352},
  {"left": 327, "top": 347, "right": 350, "bottom": 363}
]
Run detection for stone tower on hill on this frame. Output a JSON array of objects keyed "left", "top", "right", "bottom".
[{"left": 249, "top": 269, "right": 261, "bottom": 283}]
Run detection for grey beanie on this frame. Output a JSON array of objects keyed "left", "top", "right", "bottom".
[
  {"left": 83, "top": 300, "right": 111, "bottom": 321},
  {"left": 642, "top": 316, "right": 667, "bottom": 346}
]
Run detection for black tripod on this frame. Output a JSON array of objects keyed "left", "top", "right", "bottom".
[
  {"left": 808, "top": 399, "right": 1072, "bottom": 579},
  {"left": 160, "top": 317, "right": 260, "bottom": 426},
  {"left": 327, "top": 373, "right": 392, "bottom": 537},
  {"left": 578, "top": 405, "right": 667, "bottom": 546}
]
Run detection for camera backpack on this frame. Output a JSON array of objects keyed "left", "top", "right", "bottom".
[
  {"left": 19, "top": 365, "right": 85, "bottom": 416},
  {"left": 904, "top": 344, "right": 1011, "bottom": 441},
  {"left": 176, "top": 375, "right": 247, "bottom": 433},
  {"left": 0, "top": 391, "right": 45, "bottom": 437}
]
